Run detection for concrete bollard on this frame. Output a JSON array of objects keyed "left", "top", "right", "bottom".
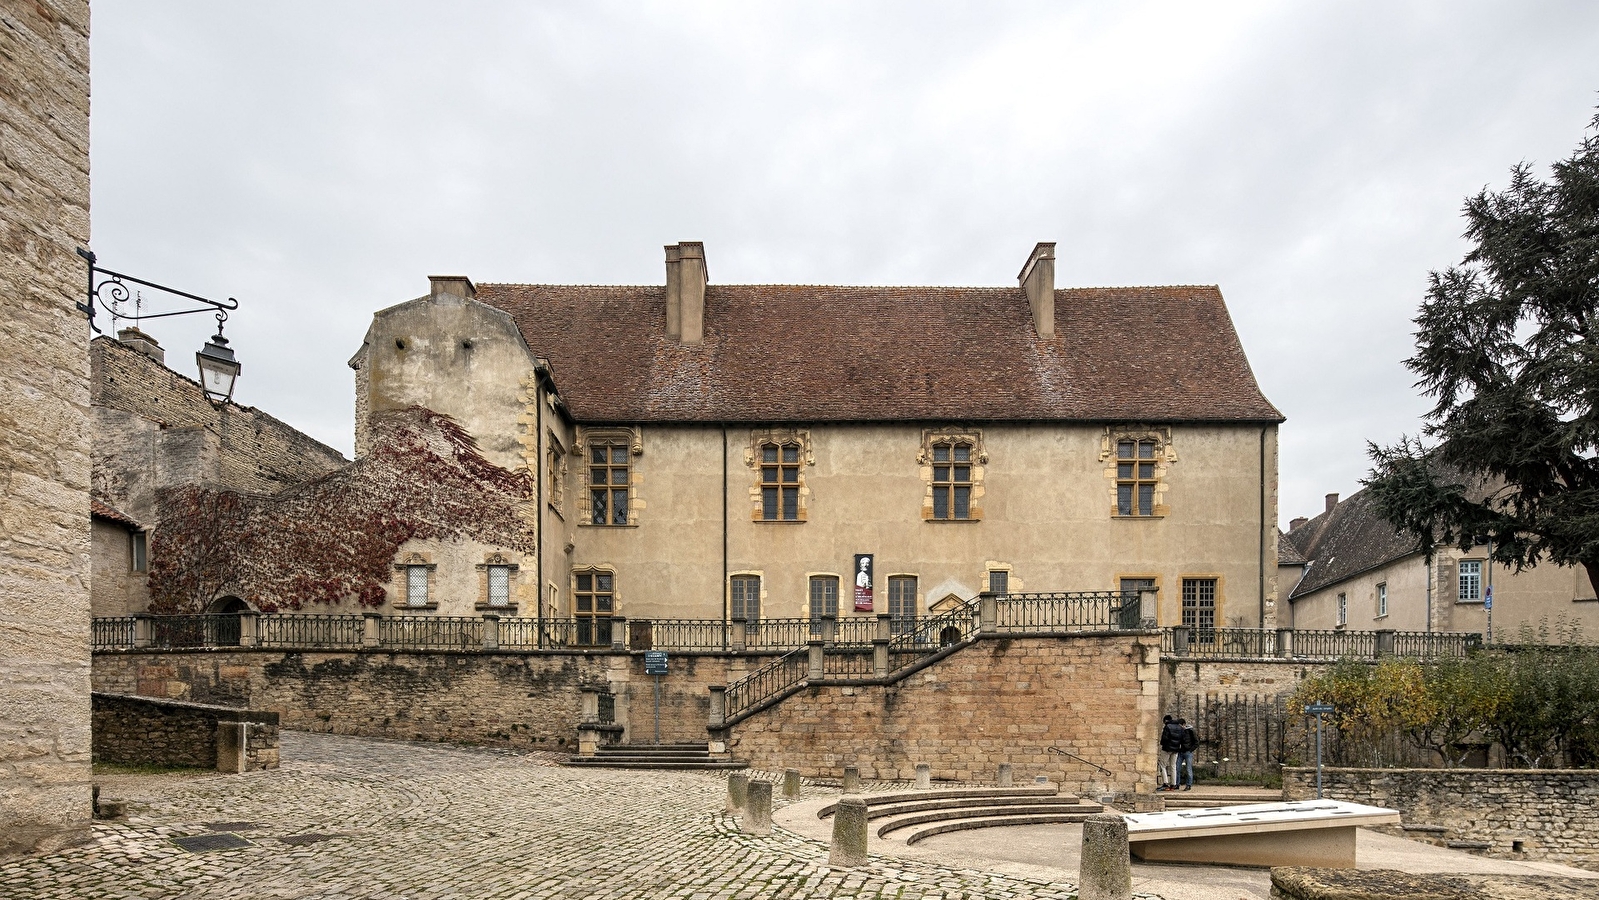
[
  {"left": 998, "top": 763, "right": 1013, "bottom": 787},
  {"left": 783, "top": 768, "right": 801, "bottom": 799},
  {"left": 726, "top": 772, "right": 749, "bottom": 813},
  {"left": 1079, "top": 814, "right": 1132, "bottom": 900},
  {"left": 829, "top": 796, "right": 869, "bottom": 867},
  {"left": 915, "top": 764, "right": 931, "bottom": 790},
  {"left": 742, "top": 781, "right": 772, "bottom": 835},
  {"left": 842, "top": 766, "right": 861, "bottom": 794}
]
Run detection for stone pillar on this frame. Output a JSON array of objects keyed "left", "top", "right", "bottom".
[
  {"left": 807, "top": 639, "right": 824, "bottom": 680},
  {"left": 783, "top": 768, "right": 801, "bottom": 799},
  {"left": 361, "top": 612, "right": 381, "bottom": 648},
  {"left": 237, "top": 612, "right": 258, "bottom": 648},
  {"left": 216, "top": 721, "right": 248, "bottom": 774},
  {"left": 133, "top": 614, "right": 152, "bottom": 650},
  {"left": 1375, "top": 629, "right": 1396, "bottom": 657},
  {"left": 842, "top": 766, "right": 861, "bottom": 794},
  {"left": 915, "top": 763, "right": 931, "bottom": 790},
  {"left": 708, "top": 686, "right": 726, "bottom": 728},
  {"left": 1079, "top": 814, "right": 1132, "bottom": 900},
  {"left": 730, "top": 618, "right": 747, "bottom": 652},
  {"left": 577, "top": 724, "right": 600, "bottom": 757},
  {"left": 1170, "top": 625, "right": 1190, "bottom": 656},
  {"left": 1276, "top": 627, "right": 1294, "bottom": 659},
  {"left": 820, "top": 614, "right": 837, "bottom": 646},
  {"left": 481, "top": 613, "right": 500, "bottom": 652},
  {"left": 875, "top": 612, "right": 892, "bottom": 642},
  {"left": 979, "top": 591, "right": 997, "bottom": 634},
  {"left": 998, "top": 763, "right": 1013, "bottom": 787},
  {"left": 829, "top": 796, "right": 869, "bottom": 867},
  {"left": 726, "top": 772, "right": 749, "bottom": 813},
  {"left": 743, "top": 781, "right": 772, "bottom": 835},
  {"left": 872, "top": 636, "right": 889, "bottom": 677},
  {"left": 611, "top": 616, "right": 627, "bottom": 652},
  {"left": 580, "top": 686, "right": 600, "bottom": 722},
  {"left": 1138, "top": 589, "right": 1159, "bottom": 629}
]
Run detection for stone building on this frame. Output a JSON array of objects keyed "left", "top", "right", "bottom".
[
  {"left": 1281, "top": 488, "right": 1597, "bottom": 640},
  {"left": 90, "top": 329, "right": 348, "bottom": 615},
  {"left": 347, "top": 241, "right": 1286, "bottom": 635},
  {"left": 0, "top": 0, "right": 92, "bottom": 857}
]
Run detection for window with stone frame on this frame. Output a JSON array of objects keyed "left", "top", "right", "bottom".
[
  {"left": 1458, "top": 560, "right": 1483, "bottom": 603},
  {"left": 888, "top": 575, "right": 918, "bottom": 635},
  {"left": 808, "top": 574, "right": 839, "bottom": 633},
  {"left": 546, "top": 435, "right": 566, "bottom": 513},
  {"left": 589, "top": 444, "right": 630, "bottom": 525},
  {"left": 130, "top": 530, "right": 148, "bottom": 573},
  {"left": 760, "top": 443, "right": 802, "bottom": 521},
  {"left": 731, "top": 574, "right": 761, "bottom": 623},
  {"left": 988, "top": 569, "right": 1009, "bottom": 595},
  {"left": 394, "top": 553, "right": 437, "bottom": 608},
  {"left": 920, "top": 429, "right": 985, "bottom": 522},
  {"left": 1102, "top": 427, "right": 1173, "bottom": 518},
  {"left": 1182, "top": 577, "right": 1217, "bottom": 642},
  {"left": 476, "top": 552, "right": 519, "bottom": 610},
  {"left": 574, "top": 569, "right": 614, "bottom": 646}
]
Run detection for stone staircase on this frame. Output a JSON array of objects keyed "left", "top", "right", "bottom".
[
  {"left": 564, "top": 743, "right": 747, "bottom": 771},
  {"left": 1159, "top": 785, "right": 1283, "bottom": 809},
  {"left": 818, "top": 786, "right": 1103, "bottom": 845}
]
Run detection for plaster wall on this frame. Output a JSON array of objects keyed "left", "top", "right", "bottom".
[
  {"left": 90, "top": 519, "right": 147, "bottom": 617},
  {"left": 0, "top": 0, "right": 93, "bottom": 856}
]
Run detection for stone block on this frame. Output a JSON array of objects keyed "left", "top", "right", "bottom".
[
  {"left": 1079, "top": 814, "right": 1131, "bottom": 900},
  {"left": 829, "top": 797, "right": 869, "bottom": 867},
  {"left": 742, "top": 781, "right": 772, "bottom": 835}
]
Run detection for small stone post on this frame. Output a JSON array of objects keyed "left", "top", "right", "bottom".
[
  {"left": 726, "top": 772, "right": 749, "bottom": 813},
  {"left": 1276, "top": 627, "right": 1294, "bottom": 658},
  {"left": 577, "top": 724, "right": 600, "bottom": 757},
  {"left": 580, "top": 686, "right": 600, "bottom": 722},
  {"left": 915, "top": 763, "right": 931, "bottom": 790},
  {"left": 708, "top": 685, "right": 727, "bottom": 729},
  {"left": 481, "top": 613, "right": 500, "bottom": 651},
  {"left": 1375, "top": 629, "right": 1396, "bottom": 657},
  {"left": 730, "top": 618, "right": 747, "bottom": 652},
  {"left": 807, "top": 639, "right": 824, "bottom": 680},
  {"left": 1138, "top": 588, "right": 1159, "bottom": 629},
  {"left": 132, "top": 614, "right": 152, "bottom": 649},
  {"left": 237, "top": 612, "right": 258, "bottom": 648},
  {"left": 998, "top": 763, "right": 1013, "bottom": 787},
  {"left": 1170, "top": 625, "right": 1190, "bottom": 656},
  {"left": 829, "top": 796, "right": 869, "bottom": 867},
  {"left": 216, "top": 721, "right": 248, "bottom": 774},
  {"left": 610, "top": 616, "right": 627, "bottom": 652},
  {"left": 875, "top": 612, "right": 893, "bottom": 642},
  {"left": 978, "top": 591, "right": 998, "bottom": 634},
  {"left": 1079, "top": 814, "right": 1132, "bottom": 900},
  {"left": 743, "top": 781, "right": 772, "bottom": 835},
  {"left": 842, "top": 766, "right": 861, "bottom": 793},
  {"left": 783, "top": 768, "right": 801, "bottom": 799},
  {"left": 361, "top": 612, "right": 381, "bottom": 648},
  {"left": 873, "top": 613, "right": 891, "bottom": 676},
  {"left": 820, "top": 614, "right": 837, "bottom": 646}
]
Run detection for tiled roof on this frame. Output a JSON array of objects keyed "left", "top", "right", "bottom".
[
  {"left": 1277, "top": 529, "right": 1308, "bottom": 566},
  {"left": 1285, "top": 489, "right": 1419, "bottom": 599},
  {"left": 91, "top": 498, "right": 140, "bottom": 530},
  {"left": 477, "top": 283, "right": 1283, "bottom": 424}
]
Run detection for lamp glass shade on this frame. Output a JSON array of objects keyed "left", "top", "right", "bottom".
[{"left": 196, "top": 335, "right": 241, "bottom": 403}]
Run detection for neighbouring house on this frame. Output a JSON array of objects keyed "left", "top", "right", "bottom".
[
  {"left": 333, "top": 241, "right": 1285, "bottom": 638},
  {"left": 1281, "top": 487, "right": 1597, "bottom": 640}
]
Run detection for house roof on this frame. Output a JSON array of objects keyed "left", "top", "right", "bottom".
[
  {"left": 1277, "top": 529, "right": 1308, "bottom": 566},
  {"left": 476, "top": 283, "right": 1283, "bottom": 424},
  {"left": 91, "top": 498, "right": 141, "bottom": 530},
  {"left": 1284, "top": 489, "right": 1420, "bottom": 600}
]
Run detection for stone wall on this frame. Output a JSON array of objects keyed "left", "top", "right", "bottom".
[
  {"left": 1284, "top": 767, "right": 1599, "bottom": 867},
  {"left": 728, "top": 633, "right": 1161, "bottom": 793},
  {"left": 0, "top": 0, "right": 93, "bottom": 857},
  {"left": 92, "top": 693, "right": 280, "bottom": 772},
  {"left": 1160, "top": 656, "right": 1319, "bottom": 716}
]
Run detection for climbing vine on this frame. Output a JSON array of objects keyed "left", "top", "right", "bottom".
[{"left": 146, "top": 407, "right": 534, "bottom": 613}]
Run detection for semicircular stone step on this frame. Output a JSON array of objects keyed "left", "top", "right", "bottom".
[
  {"left": 877, "top": 804, "right": 1102, "bottom": 837},
  {"left": 862, "top": 796, "right": 1099, "bottom": 821},
  {"left": 817, "top": 786, "right": 1060, "bottom": 818},
  {"left": 903, "top": 813, "right": 1097, "bottom": 846}
]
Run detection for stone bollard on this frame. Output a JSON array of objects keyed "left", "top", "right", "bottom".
[
  {"left": 726, "top": 772, "right": 749, "bottom": 813},
  {"left": 829, "top": 796, "right": 869, "bottom": 867},
  {"left": 915, "top": 764, "right": 931, "bottom": 790},
  {"left": 1079, "top": 814, "right": 1132, "bottom": 900},
  {"left": 998, "top": 763, "right": 1013, "bottom": 787},
  {"left": 783, "top": 768, "right": 801, "bottom": 799},
  {"left": 842, "top": 766, "right": 861, "bottom": 794},
  {"left": 216, "top": 721, "right": 249, "bottom": 774},
  {"left": 742, "top": 781, "right": 773, "bottom": 835}
]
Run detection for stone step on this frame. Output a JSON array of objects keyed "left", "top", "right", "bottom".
[
  {"left": 1447, "top": 840, "right": 1492, "bottom": 851},
  {"left": 1401, "top": 824, "right": 1449, "bottom": 835},
  {"left": 877, "top": 804, "right": 1103, "bottom": 837},
  {"left": 818, "top": 786, "right": 1059, "bottom": 818},
  {"left": 860, "top": 796, "right": 1100, "bottom": 821},
  {"left": 562, "top": 758, "right": 748, "bottom": 771},
  {"left": 902, "top": 813, "right": 1097, "bottom": 846}
]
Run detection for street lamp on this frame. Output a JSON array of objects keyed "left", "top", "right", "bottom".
[{"left": 196, "top": 314, "right": 241, "bottom": 405}]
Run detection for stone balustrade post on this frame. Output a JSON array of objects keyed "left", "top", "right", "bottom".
[
  {"left": 1080, "top": 814, "right": 1132, "bottom": 900},
  {"left": 978, "top": 591, "right": 997, "bottom": 634},
  {"left": 872, "top": 637, "right": 889, "bottom": 677},
  {"left": 133, "top": 614, "right": 152, "bottom": 649},
  {"left": 875, "top": 612, "right": 892, "bottom": 643},
  {"left": 829, "top": 796, "right": 869, "bottom": 866},
  {"left": 1138, "top": 589, "right": 1159, "bottom": 629},
  {"left": 708, "top": 685, "right": 726, "bottom": 729},
  {"left": 580, "top": 686, "right": 600, "bottom": 723},
  {"left": 216, "top": 721, "right": 249, "bottom": 774},
  {"left": 807, "top": 639, "right": 824, "bottom": 680},
  {"left": 237, "top": 612, "right": 258, "bottom": 648},
  {"left": 1171, "top": 625, "right": 1190, "bottom": 656},
  {"left": 998, "top": 763, "right": 1013, "bottom": 787},
  {"left": 742, "top": 781, "right": 772, "bottom": 835},
  {"left": 361, "top": 612, "right": 381, "bottom": 648},
  {"left": 726, "top": 772, "right": 749, "bottom": 812},
  {"left": 1276, "top": 627, "right": 1294, "bottom": 659},
  {"left": 481, "top": 613, "right": 500, "bottom": 652},
  {"left": 782, "top": 768, "right": 801, "bottom": 799},
  {"left": 842, "top": 766, "right": 861, "bottom": 794},
  {"left": 915, "top": 763, "right": 931, "bottom": 790},
  {"left": 577, "top": 724, "right": 600, "bottom": 757},
  {"left": 610, "top": 616, "right": 627, "bottom": 652},
  {"left": 1375, "top": 629, "right": 1396, "bottom": 657},
  {"left": 820, "top": 614, "right": 837, "bottom": 646},
  {"left": 730, "top": 617, "right": 747, "bottom": 652}
]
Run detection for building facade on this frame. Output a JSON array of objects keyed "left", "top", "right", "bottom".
[{"left": 347, "top": 242, "right": 1285, "bottom": 634}]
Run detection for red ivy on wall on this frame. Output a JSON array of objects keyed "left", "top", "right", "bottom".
[{"left": 146, "top": 407, "right": 534, "bottom": 613}]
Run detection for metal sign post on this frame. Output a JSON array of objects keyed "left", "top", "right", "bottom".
[
  {"left": 1484, "top": 586, "right": 1493, "bottom": 645},
  {"left": 644, "top": 651, "right": 668, "bottom": 745},
  {"left": 1305, "top": 703, "right": 1334, "bottom": 799}
]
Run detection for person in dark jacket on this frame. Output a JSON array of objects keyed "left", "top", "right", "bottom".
[
  {"left": 1157, "top": 714, "right": 1183, "bottom": 791},
  {"left": 1177, "top": 717, "right": 1198, "bottom": 790}
]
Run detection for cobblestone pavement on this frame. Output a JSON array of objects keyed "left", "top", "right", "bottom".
[{"left": 0, "top": 732, "right": 1151, "bottom": 900}]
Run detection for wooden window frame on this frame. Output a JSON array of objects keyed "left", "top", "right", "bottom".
[
  {"left": 887, "top": 574, "right": 918, "bottom": 634},
  {"left": 130, "top": 530, "right": 148, "bottom": 573},
  {"left": 1336, "top": 591, "right": 1347, "bottom": 627},
  {"left": 1376, "top": 582, "right": 1388, "bottom": 619},
  {"left": 759, "top": 442, "right": 803, "bottom": 521},
  {"left": 1181, "top": 576, "right": 1218, "bottom": 642},
  {"left": 573, "top": 567, "right": 616, "bottom": 646},
  {"left": 920, "top": 429, "right": 985, "bottom": 522},
  {"left": 746, "top": 428, "right": 813, "bottom": 523},
  {"left": 808, "top": 574, "right": 840, "bottom": 633},
  {"left": 730, "top": 573, "right": 762, "bottom": 623},
  {"left": 1103, "top": 426, "right": 1173, "bottom": 519},
  {"left": 575, "top": 427, "right": 642, "bottom": 527},
  {"left": 1458, "top": 560, "right": 1483, "bottom": 603}
]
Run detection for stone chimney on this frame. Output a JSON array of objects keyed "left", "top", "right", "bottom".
[
  {"left": 116, "top": 326, "right": 164, "bottom": 364},
  {"left": 429, "top": 275, "right": 476, "bottom": 301},
  {"left": 665, "top": 242, "right": 707, "bottom": 345},
  {"left": 1017, "top": 242, "right": 1055, "bottom": 340},
  {"left": 1289, "top": 516, "right": 1308, "bottom": 531},
  {"left": 1325, "top": 493, "right": 1340, "bottom": 513}
]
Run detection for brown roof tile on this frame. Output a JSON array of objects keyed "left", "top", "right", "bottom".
[
  {"left": 477, "top": 283, "right": 1282, "bottom": 424},
  {"left": 91, "top": 498, "right": 140, "bottom": 529}
]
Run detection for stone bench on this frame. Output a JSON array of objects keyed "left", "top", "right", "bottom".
[{"left": 1123, "top": 800, "right": 1400, "bottom": 868}]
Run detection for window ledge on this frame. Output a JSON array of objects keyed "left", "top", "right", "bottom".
[
  {"left": 475, "top": 603, "right": 519, "bottom": 613},
  {"left": 580, "top": 522, "right": 639, "bottom": 528},
  {"left": 394, "top": 602, "right": 439, "bottom": 611},
  {"left": 1114, "top": 515, "right": 1168, "bottom": 520},
  {"left": 755, "top": 519, "right": 806, "bottom": 525},
  {"left": 924, "top": 518, "right": 981, "bottom": 524},
  {"left": 1455, "top": 600, "right": 1485, "bottom": 606}
]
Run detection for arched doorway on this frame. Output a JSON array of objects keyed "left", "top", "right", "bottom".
[{"left": 206, "top": 595, "right": 251, "bottom": 646}]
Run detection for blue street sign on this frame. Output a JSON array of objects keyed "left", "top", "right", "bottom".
[
  {"left": 1484, "top": 586, "right": 1493, "bottom": 610},
  {"left": 644, "top": 650, "right": 669, "bottom": 675},
  {"left": 1305, "top": 703, "right": 1334, "bottom": 715}
]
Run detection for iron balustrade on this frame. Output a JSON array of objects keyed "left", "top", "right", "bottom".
[
  {"left": 831, "top": 617, "right": 878, "bottom": 646},
  {"left": 497, "top": 617, "right": 573, "bottom": 649},
  {"left": 149, "top": 615, "right": 240, "bottom": 648},
  {"left": 1160, "top": 627, "right": 1482, "bottom": 660},
  {"left": 598, "top": 691, "right": 616, "bottom": 724},
  {"left": 1392, "top": 631, "right": 1479, "bottom": 657},
  {"left": 378, "top": 616, "right": 482, "bottom": 650},
  {"left": 631, "top": 619, "right": 730, "bottom": 650},
  {"left": 994, "top": 591, "right": 1139, "bottom": 632},
  {"left": 822, "top": 649, "right": 875, "bottom": 678},
  {"left": 739, "top": 618, "right": 811, "bottom": 649},
  {"left": 92, "top": 616, "right": 135, "bottom": 650},
  {"left": 255, "top": 614, "right": 364, "bottom": 649},
  {"left": 1290, "top": 628, "right": 1378, "bottom": 659},
  {"left": 722, "top": 647, "right": 809, "bottom": 722}
]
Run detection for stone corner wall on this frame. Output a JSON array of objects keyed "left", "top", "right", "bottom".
[
  {"left": 0, "top": 0, "right": 93, "bottom": 858},
  {"left": 91, "top": 692, "right": 280, "bottom": 772}
]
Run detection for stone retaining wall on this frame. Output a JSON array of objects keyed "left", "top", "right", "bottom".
[
  {"left": 1160, "top": 656, "right": 1319, "bottom": 715},
  {"left": 1283, "top": 766, "right": 1599, "bottom": 867},
  {"left": 727, "top": 633, "right": 1161, "bottom": 793},
  {"left": 92, "top": 693, "right": 280, "bottom": 771}
]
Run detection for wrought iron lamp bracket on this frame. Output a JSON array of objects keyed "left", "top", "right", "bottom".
[{"left": 75, "top": 247, "right": 238, "bottom": 335}]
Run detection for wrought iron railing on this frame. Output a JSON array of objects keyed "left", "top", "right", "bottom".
[
  {"left": 598, "top": 691, "right": 616, "bottom": 724},
  {"left": 1393, "top": 630, "right": 1480, "bottom": 657},
  {"left": 378, "top": 616, "right": 482, "bottom": 650},
  {"left": 256, "top": 614, "right": 364, "bottom": 649},
  {"left": 723, "top": 647, "right": 808, "bottom": 722},
  {"left": 498, "top": 617, "right": 574, "bottom": 649},
  {"left": 832, "top": 617, "right": 878, "bottom": 646},
  {"left": 148, "top": 615, "right": 240, "bottom": 648},
  {"left": 1162, "top": 627, "right": 1481, "bottom": 660},
  {"left": 995, "top": 591, "right": 1139, "bottom": 632},
  {"left": 822, "top": 649, "right": 875, "bottom": 678},
  {"left": 92, "top": 616, "right": 136, "bottom": 650},
  {"left": 1290, "top": 628, "right": 1378, "bottom": 659},
  {"left": 630, "top": 618, "right": 728, "bottom": 650}
]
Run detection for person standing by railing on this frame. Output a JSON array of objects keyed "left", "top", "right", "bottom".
[
  {"left": 1157, "top": 714, "right": 1182, "bottom": 791},
  {"left": 1177, "top": 718, "right": 1197, "bottom": 791}
]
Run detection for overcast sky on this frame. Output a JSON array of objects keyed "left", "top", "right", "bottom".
[{"left": 89, "top": 1, "right": 1599, "bottom": 528}]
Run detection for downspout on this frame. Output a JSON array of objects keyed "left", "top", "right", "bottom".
[
  {"left": 535, "top": 366, "right": 544, "bottom": 649},
  {"left": 1259, "top": 427, "right": 1267, "bottom": 627},
  {"left": 722, "top": 425, "right": 730, "bottom": 644}
]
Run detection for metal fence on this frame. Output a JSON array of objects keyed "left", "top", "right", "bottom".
[
  {"left": 148, "top": 615, "right": 240, "bottom": 649},
  {"left": 378, "top": 616, "right": 482, "bottom": 651},
  {"left": 1393, "top": 630, "right": 1480, "bottom": 657},
  {"left": 723, "top": 647, "right": 808, "bottom": 721},
  {"left": 92, "top": 616, "right": 135, "bottom": 650},
  {"left": 1162, "top": 627, "right": 1481, "bottom": 661},
  {"left": 995, "top": 591, "right": 1139, "bottom": 632},
  {"left": 256, "top": 614, "right": 364, "bottom": 649},
  {"left": 822, "top": 649, "right": 875, "bottom": 678}
]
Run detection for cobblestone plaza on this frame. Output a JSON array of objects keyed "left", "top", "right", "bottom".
[{"left": 0, "top": 732, "right": 1118, "bottom": 900}]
